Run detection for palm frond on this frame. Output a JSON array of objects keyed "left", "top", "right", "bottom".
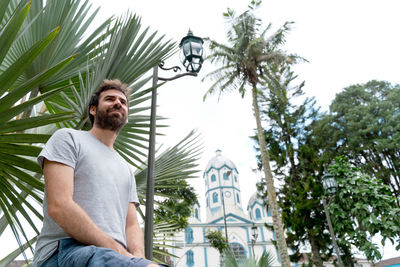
[
  {"left": 0, "top": 235, "right": 38, "bottom": 267},
  {"left": 0, "top": 0, "right": 76, "bottom": 259},
  {"left": 135, "top": 130, "right": 202, "bottom": 196}
]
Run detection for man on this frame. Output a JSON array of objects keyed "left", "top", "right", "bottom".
[{"left": 32, "top": 80, "right": 161, "bottom": 267}]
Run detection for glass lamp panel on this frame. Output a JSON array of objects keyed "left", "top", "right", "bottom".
[
  {"left": 191, "top": 41, "right": 203, "bottom": 56},
  {"left": 182, "top": 42, "right": 191, "bottom": 57},
  {"left": 323, "top": 173, "right": 338, "bottom": 195}
]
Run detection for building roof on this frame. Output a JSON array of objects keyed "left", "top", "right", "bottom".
[
  {"left": 376, "top": 256, "right": 400, "bottom": 267},
  {"left": 247, "top": 192, "right": 262, "bottom": 208},
  {"left": 205, "top": 149, "right": 237, "bottom": 171}
]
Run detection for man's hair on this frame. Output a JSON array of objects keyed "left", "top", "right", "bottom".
[{"left": 88, "top": 79, "right": 131, "bottom": 126}]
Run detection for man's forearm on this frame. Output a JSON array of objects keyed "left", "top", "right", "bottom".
[
  {"left": 126, "top": 222, "right": 145, "bottom": 258},
  {"left": 125, "top": 203, "right": 145, "bottom": 258},
  {"left": 49, "top": 199, "right": 131, "bottom": 256}
]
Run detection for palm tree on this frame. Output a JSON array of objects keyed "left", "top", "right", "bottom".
[
  {"left": 0, "top": 0, "right": 201, "bottom": 264},
  {"left": 223, "top": 249, "right": 274, "bottom": 267},
  {"left": 202, "top": 1, "right": 302, "bottom": 266}
]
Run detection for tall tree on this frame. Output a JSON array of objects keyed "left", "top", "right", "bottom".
[
  {"left": 328, "top": 157, "right": 400, "bottom": 262},
  {"left": 317, "top": 80, "right": 400, "bottom": 203},
  {"left": 254, "top": 64, "right": 331, "bottom": 266},
  {"left": 202, "top": 1, "right": 301, "bottom": 265}
]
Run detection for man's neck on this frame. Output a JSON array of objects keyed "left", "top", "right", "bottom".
[{"left": 89, "top": 126, "right": 118, "bottom": 149}]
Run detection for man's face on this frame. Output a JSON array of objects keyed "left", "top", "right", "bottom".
[{"left": 91, "top": 89, "right": 129, "bottom": 132}]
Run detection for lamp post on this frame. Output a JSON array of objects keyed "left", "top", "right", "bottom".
[
  {"left": 321, "top": 172, "right": 344, "bottom": 267},
  {"left": 251, "top": 223, "right": 259, "bottom": 258},
  {"left": 144, "top": 29, "right": 204, "bottom": 260}
]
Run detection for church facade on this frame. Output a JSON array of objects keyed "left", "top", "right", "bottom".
[{"left": 169, "top": 150, "right": 286, "bottom": 267}]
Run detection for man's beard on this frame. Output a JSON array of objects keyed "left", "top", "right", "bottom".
[{"left": 95, "top": 106, "right": 127, "bottom": 132}]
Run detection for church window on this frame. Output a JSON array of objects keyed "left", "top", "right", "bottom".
[
  {"left": 213, "top": 192, "right": 218, "bottom": 203},
  {"left": 255, "top": 208, "right": 261, "bottom": 219},
  {"left": 195, "top": 208, "right": 199, "bottom": 219},
  {"left": 211, "top": 174, "right": 216, "bottom": 182},
  {"left": 234, "top": 175, "right": 237, "bottom": 182},
  {"left": 185, "top": 228, "right": 193, "bottom": 244},
  {"left": 236, "top": 193, "right": 240, "bottom": 203},
  {"left": 186, "top": 250, "right": 194, "bottom": 267},
  {"left": 223, "top": 172, "right": 229, "bottom": 180},
  {"left": 230, "top": 243, "right": 246, "bottom": 259}
]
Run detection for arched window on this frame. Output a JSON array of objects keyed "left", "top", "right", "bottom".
[
  {"left": 195, "top": 208, "right": 199, "bottom": 219},
  {"left": 186, "top": 250, "right": 194, "bottom": 267},
  {"left": 223, "top": 172, "right": 229, "bottom": 180},
  {"left": 185, "top": 228, "right": 193, "bottom": 244},
  {"left": 255, "top": 208, "right": 261, "bottom": 219},
  {"left": 213, "top": 192, "right": 218, "bottom": 203},
  {"left": 234, "top": 175, "right": 237, "bottom": 182},
  {"left": 230, "top": 243, "right": 246, "bottom": 259},
  {"left": 236, "top": 193, "right": 240, "bottom": 203},
  {"left": 211, "top": 174, "right": 216, "bottom": 182}
]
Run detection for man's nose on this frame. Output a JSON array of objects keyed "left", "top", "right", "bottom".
[{"left": 113, "top": 99, "right": 122, "bottom": 108}]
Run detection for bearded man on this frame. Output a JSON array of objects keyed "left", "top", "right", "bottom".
[{"left": 32, "top": 80, "right": 163, "bottom": 267}]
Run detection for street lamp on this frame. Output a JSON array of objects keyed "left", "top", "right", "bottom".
[
  {"left": 251, "top": 223, "right": 259, "bottom": 257},
  {"left": 144, "top": 30, "right": 204, "bottom": 260},
  {"left": 180, "top": 29, "right": 204, "bottom": 73},
  {"left": 321, "top": 171, "right": 344, "bottom": 267}
]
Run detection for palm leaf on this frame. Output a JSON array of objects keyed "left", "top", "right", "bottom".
[
  {"left": 0, "top": 0, "right": 30, "bottom": 66},
  {"left": 0, "top": 235, "right": 38, "bottom": 267},
  {"left": 4, "top": 0, "right": 110, "bottom": 89},
  {"left": 0, "top": 0, "right": 77, "bottom": 260},
  {"left": 44, "top": 12, "right": 176, "bottom": 168}
]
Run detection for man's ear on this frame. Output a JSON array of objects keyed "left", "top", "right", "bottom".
[{"left": 89, "top": 106, "right": 96, "bottom": 117}]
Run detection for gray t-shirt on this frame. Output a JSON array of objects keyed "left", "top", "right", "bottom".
[{"left": 32, "top": 128, "right": 139, "bottom": 267}]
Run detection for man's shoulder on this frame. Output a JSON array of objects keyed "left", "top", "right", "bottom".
[
  {"left": 52, "top": 128, "right": 87, "bottom": 140},
  {"left": 54, "top": 127, "right": 81, "bottom": 135}
]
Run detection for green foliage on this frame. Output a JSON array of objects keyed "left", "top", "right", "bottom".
[
  {"left": 222, "top": 248, "right": 275, "bottom": 267},
  {"left": 154, "top": 181, "right": 198, "bottom": 231},
  {"left": 0, "top": 0, "right": 76, "bottom": 259},
  {"left": 254, "top": 63, "right": 331, "bottom": 266},
  {"left": 202, "top": 0, "right": 301, "bottom": 100},
  {"left": 328, "top": 156, "right": 400, "bottom": 261},
  {"left": 206, "top": 230, "right": 229, "bottom": 254},
  {"left": 319, "top": 80, "right": 400, "bottom": 202}
]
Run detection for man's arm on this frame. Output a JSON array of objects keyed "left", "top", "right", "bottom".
[
  {"left": 44, "top": 159, "right": 132, "bottom": 257},
  {"left": 125, "top": 202, "right": 145, "bottom": 258}
]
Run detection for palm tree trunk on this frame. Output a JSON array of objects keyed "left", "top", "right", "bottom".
[{"left": 252, "top": 86, "right": 290, "bottom": 267}]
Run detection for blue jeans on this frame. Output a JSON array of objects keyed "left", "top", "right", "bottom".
[{"left": 42, "top": 238, "right": 167, "bottom": 267}]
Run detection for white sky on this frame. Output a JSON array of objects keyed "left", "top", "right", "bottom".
[{"left": 2, "top": 0, "right": 400, "bottom": 261}]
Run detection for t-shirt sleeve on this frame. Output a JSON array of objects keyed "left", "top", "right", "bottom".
[
  {"left": 37, "top": 129, "right": 78, "bottom": 169},
  {"left": 129, "top": 167, "right": 140, "bottom": 207}
]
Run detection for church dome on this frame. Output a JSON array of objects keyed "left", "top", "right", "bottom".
[{"left": 205, "top": 149, "right": 237, "bottom": 171}]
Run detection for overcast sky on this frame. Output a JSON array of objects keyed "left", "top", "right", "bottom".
[{"left": 2, "top": 0, "right": 400, "bottom": 260}]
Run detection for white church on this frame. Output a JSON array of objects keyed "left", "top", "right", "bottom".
[{"left": 169, "top": 149, "right": 287, "bottom": 267}]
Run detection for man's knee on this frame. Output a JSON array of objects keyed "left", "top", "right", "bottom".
[{"left": 146, "top": 264, "right": 160, "bottom": 267}]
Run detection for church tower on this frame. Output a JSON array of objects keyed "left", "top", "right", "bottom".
[{"left": 203, "top": 149, "right": 246, "bottom": 222}]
